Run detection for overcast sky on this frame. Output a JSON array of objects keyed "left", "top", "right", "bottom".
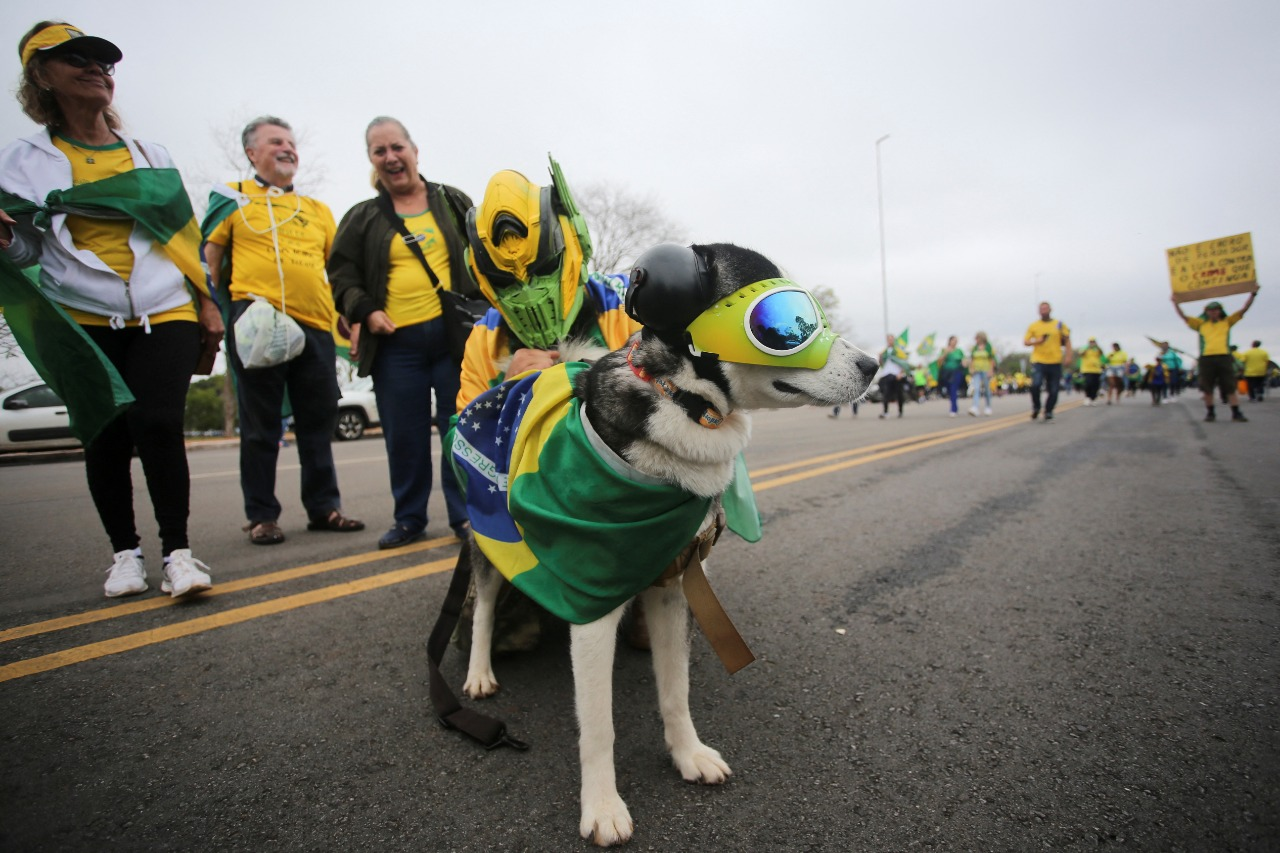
[{"left": 3, "top": 0, "right": 1277, "bottom": 367}]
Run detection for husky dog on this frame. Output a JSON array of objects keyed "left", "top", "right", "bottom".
[{"left": 455, "top": 243, "right": 878, "bottom": 846}]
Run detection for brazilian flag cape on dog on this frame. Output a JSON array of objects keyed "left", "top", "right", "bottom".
[
  {"left": 0, "top": 169, "right": 209, "bottom": 444},
  {"left": 450, "top": 362, "right": 711, "bottom": 624}
]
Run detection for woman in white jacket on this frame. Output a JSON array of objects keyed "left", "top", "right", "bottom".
[{"left": 0, "top": 22, "right": 221, "bottom": 599}]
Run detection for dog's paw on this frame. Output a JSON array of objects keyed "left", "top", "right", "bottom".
[
  {"left": 672, "top": 742, "right": 732, "bottom": 784},
  {"left": 462, "top": 668, "right": 499, "bottom": 699},
  {"left": 580, "top": 792, "right": 633, "bottom": 847}
]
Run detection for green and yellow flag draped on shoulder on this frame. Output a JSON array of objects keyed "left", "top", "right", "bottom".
[{"left": 0, "top": 168, "right": 209, "bottom": 443}]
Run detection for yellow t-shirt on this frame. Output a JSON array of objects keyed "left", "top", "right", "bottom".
[
  {"left": 969, "top": 343, "right": 994, "bottom": 373},
  {"left": 53, "top": 135, "right": 196, "bottom": 327},
  {"left": 1078, "top": 347, "right": 1104, "bottom": 373},
  {"left": 1184, "top": 312, "right": 1243, "bottom": 357},
  {"left": 383, "top": 209, "right": 449, "bottom": 327},
  {"left": 205, "top": 182, "right": 337, "bottom": 331},
  {"left": 1026, "top": 318, "right": 1070, "bottom": 364},
  {"left": 1242, "top": 347, "right": 1270, "bottom": 377},
  {"left": 1107, "top": 350, "right": 1128, "bottom": 367}
]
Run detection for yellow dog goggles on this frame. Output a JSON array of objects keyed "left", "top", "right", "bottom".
[{"left": 684, "top": 278, "right": 836, "bottom": 369}]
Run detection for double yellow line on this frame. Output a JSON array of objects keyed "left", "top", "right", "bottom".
[{"left": 1, "top": 406, "right": 1048, "bottom": 683}]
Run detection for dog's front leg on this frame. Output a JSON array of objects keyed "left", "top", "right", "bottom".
[
  {"left": 641, "top": 581, "right": 732, "bottom": 784},
  {"left": 571, "top": 605, "right": 632, "bottom": 846},
  {"left": 463, "top": 556, "right": 502, "bottom": 699}
]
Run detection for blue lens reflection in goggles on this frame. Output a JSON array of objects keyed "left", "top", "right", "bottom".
[{"left": 747, "top": 288, "right": 821, "bottom": 354}]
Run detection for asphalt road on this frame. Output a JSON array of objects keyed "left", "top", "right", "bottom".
[{"left": 1, "top": 391, "right": 1276, "bottom": 852}]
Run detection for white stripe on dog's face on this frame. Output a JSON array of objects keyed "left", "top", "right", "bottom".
[{"left": 720, "top": 338, "right": 878, "bottom": 410}]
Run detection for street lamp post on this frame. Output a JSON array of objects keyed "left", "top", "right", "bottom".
[{"left": 876, "top": 134, "right": 891, "bottom": 340}]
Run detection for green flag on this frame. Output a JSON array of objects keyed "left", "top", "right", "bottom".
[{"left": 0, "top": 254, "right": 133, "bottom": 444}]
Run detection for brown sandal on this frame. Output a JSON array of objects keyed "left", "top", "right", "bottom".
[
  {"left": 306, "top": 510, "right": 365, "bottom": 533},
  {"left": 244, "top": 521, "right": 285, "bottom": 545}
]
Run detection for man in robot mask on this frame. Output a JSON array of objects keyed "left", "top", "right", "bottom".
[{"left": 456, "top": 156, "right": 638, "bottom": 406}]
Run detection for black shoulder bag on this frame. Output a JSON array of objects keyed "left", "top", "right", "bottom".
[{"left": 375, "top": 193, "right": 488, "bottom": 364}]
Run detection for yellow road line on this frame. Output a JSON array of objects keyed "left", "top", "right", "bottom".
[
  {"left": 755, "top": 401, "right": 1080, "bottom": 491},
  {"left": 751, "top": 411, "right": 1029, "bottom": 478},
  {"left": 190, "top": 454, "right": 388, "bottom": 480},
  {"left": 0, "top": 558, "right": 455, "bottom": 683},
  {"left": 0, "top": 535, "right": 459, "bottom": 644}
]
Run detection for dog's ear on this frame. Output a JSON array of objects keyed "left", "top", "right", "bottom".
[{"left": 625, "top": 243, "right": 715, "bottom": 333}]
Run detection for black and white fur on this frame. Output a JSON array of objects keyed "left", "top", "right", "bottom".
[{"left": 461, "top": 244, "right": 879, "bottom": 846}]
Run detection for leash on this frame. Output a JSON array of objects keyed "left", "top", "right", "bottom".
[
  {"left": 426, "top": 538, "right": 528, "bottom": 751},
  {"left": 652, "top": 509, "right": 755, "bottom": 674}
]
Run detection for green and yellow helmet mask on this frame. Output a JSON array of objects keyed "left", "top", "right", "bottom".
[{"left": 465, "top": 156, "right": 593, "bottom": 349}]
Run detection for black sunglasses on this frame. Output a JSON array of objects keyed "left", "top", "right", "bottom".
[{"left": 55, "top": 51, "right": 115, "bottom": 77}]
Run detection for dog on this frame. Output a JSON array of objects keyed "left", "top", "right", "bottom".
[{"left": 452, "top": 242, "right": 879, "bottom": 846}]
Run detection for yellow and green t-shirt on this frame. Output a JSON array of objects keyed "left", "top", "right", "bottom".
[
  {"left": 204, "top": 183, "right": 337, "bottom": 331},
  {"left": 1026, "top": 319, "right": 1070, "bottom": 364},
  {"left": 1185, "top": 312, "right": 1244, "bottom": 357},
  {"left": 969, "top": 342, "right": 994, "bottom": 373},
  {"left": 1078, "top": 346, "right": 1104, "bottom": 373},
  {"left": 53, "top": 135, "right": 196, "bottom": 327},
  {"left": 1107, "top": 349, "right": 1128, "bottom": 367},
  {"left": 384, "top": 209, "right": 451, "bottom": 327}
]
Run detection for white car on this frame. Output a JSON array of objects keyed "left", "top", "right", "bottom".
[
  {"left": 0, "top": 381, "right": 82, "bottom": 453},
  {"left": 335, "top": 382, "right": 380, "bottom": 441}
]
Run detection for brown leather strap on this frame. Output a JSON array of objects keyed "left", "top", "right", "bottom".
[{"left": 682, "top": 559, "right": 755, "bottom": 674}]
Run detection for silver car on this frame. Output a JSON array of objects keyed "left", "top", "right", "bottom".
[{"left": 0, "top": 381, "right": 82, "bottom": 453}]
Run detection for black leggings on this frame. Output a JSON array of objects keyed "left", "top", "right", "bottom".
[
  {"left": 81, "top": 322, "right": 199, "bottom": 555},
  {"left": 880, "top": 374, "right": 904, "bottom": 414}
]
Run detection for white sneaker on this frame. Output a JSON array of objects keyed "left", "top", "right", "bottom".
[
  {"left": 968, "top": 408, "right": 978, "bottom": 417},
  {"left": 984, "top": 407, "right": 992, "bottom": 416},
  {"left": 104, "top": 549, "right": 148, "bottom": 598},
  {"left": 161, "top": 549, "right": 212, "bottom": 598}
]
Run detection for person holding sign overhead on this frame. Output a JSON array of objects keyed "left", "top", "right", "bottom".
[{"left": 1171, "top": 291, "right": 1258, "bottom": 422}]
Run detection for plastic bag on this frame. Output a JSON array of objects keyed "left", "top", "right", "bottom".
[{"left": 234, "top": 295, "right": 305, "bottom": 369}]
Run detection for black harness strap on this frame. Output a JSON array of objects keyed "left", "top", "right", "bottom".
[{"left": 426, "top": 538, "right": 528, "bottom": 751}]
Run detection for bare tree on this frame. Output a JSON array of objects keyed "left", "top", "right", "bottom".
[
  {"left": 808, "top": 284, "right": 855, "bottom": 341},
  {"left": 576, "top": 181, "right": 685, "bottom": 275}
]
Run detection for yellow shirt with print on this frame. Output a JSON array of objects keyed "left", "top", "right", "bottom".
[
  {"left": 1078, "top": 347, "right": 1104, "bottom": 374},
  {"left": 1106, "top": 350, "right": 1128, "bottom": 367},
  {"left": 970, "top": 344, "right": 994, "bottom": 373},
  {"left": 1026, "top": 319, "right": 1069, "bottom": 364},
  {"left": 384, "top": 209, "right": 450, "bottom": 327},
  {"left": 53, "top": 135, "right": 197, "bottom": 327},
  {"left": 1242, "top": 346, "right": 1270, "bottom": 377},
  {"left": 1184, "top": 311, "right": 1243, "bottom": 357},
  {"left": 205, "top": 182, "right": 337, "bottom": 331}
]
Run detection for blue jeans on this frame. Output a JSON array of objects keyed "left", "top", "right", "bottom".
[
  {"left": 970, "top": 370, "right": 991, "bottom": 409},
  {"left": 228, "top": 301, "right": 342, "bottom": 524},
  {"left": 1030, "top": 363, "right": 1062, "bottom": 415},
  {"left": 370, "top": 318, "right": 467, "bottom": 533},
  {"left": 946, "top": 369, "right": 965, "bottom": 412}
]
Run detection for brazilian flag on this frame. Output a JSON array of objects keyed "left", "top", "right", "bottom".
[
  {"left": 0, "top": 169, "right": 210, "bottom": 444},
  {"left": 451, "top": 362, "right": 712, "bottom": 624}
]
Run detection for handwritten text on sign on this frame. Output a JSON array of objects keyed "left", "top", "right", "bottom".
[{"left": 1166, "top": 233, "right": 1258, "bottom": 304}]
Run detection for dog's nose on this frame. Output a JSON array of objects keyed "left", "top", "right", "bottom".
[{"left": 855, "top": 354, "right": 879, "bottom": 379}]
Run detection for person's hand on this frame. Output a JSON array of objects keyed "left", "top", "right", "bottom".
[
  {"left": 508, "top": 347, "right": 560, "bottom": 377},
  {"left": 348, "top": 322, "right": 361, "bottom": 359},
  {"left": 366, "top": 310, "right": 396, "bottom": 335},
  {"left": 0, "top": 209, "right": 16, "bottom": 250},
  {"left": 197, "top": 296, "right": 224, "bottom": 340}
]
